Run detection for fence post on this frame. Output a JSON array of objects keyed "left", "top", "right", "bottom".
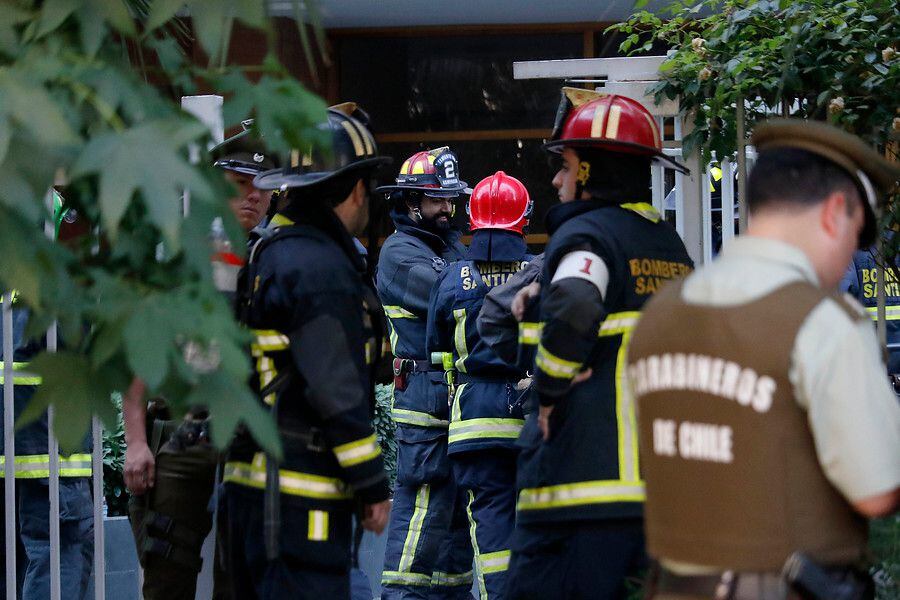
[{"left": 3, "top": 292, "right": 16, "bottom": 600}]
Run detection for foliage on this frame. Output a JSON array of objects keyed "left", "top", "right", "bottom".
[
  {"left": 871, "top": 516, "right": 899, "bottom": 599},
  {"left": 609, "top": 0, "right": 899, "bottom": 163},
  {"left": 0, "top": 1, "right": 331, "bottom": 454},
  {"left": 102, "top": 392, "right": 128, "bottom": 517},
  {"left": 374, "top": 383, "right": 397, "bottom": 488}
]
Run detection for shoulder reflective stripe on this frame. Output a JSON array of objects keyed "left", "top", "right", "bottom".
[
  {"left": 223, "top": 456, "right": 351, "bottom": 500},
  {"left": 453, "top": 308, "right": 469, "bottom": 373},
  {"left": 398, "top": 484, "right": 430, "bottom": 573},
  {"left": 865, "top": 306, "right": 900, "bottom": 320},
  {"left": 535, "top": 344, "right": 581, "bottom": 379},
  {"left": 381, "top": 571, "right": 433, "bottom": 587},
  {"left": 620, "top": 202, "right": 661, "bottom": 223},
  {"left": 333, "top": 434, "right": 381, "bottom": 468},
  {"left": 448, "top": 418, "right": 524, "bottom": 444},
  {"left": 465, "top": 490, "right": 488, "bottom": 600},
  {"left": 384, "top": 305, "right": 417, "bottom": 319},
  {"left": 479, "top": 549, "right": 511, "bottom": 575},
  {"left": 517, "top": 480, "right": 645, "bottom": 510},
  {"left": 518, "top": 321, "right": 542, "bottom": 346},
  {"left": 431, "top": 571, "right": 474, "bottom": 587},
  {"left": 392, "top": 408, "right": 449, "bottom": 428},
  {"left": 450, "top": 383, "right": 465, "bottom": 423},
  {"left": 269, "top": 213, "right": 295, "bottom": 227},
  {"left": 598, "top": 311, "right": 642, "bottom": 337},
  {"left": 307, "top": 510, "right": 329, "bottom": 541},
  {"left": 251, "top": 329, "right": 289, "bottom": 353},
  {"left": 0, "top": 454, "right": 92, "bottom": 478},
  {"left": 551, "top": 250, "right": 610, "bottom": 298},
  {"left": 0, "top": 361, "right": 42, "bottom": 385}
]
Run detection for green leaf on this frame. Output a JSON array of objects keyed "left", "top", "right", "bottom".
[
  {"left": 123, "top": 300, "right": 173, "bottom": 389},
  {"left": 34, "top": 0, "right": 79, "bottom": 39},
  {"left": 145, "top": 0, "right": 186, "bottom": 33},
  {"left": 0, "top": 70, "right": 80, "bottom": 148},
  {"left": 90, "top": 0, "right": 136, "bottom": 37},
  {"left": 859, "top": 14, "right": 877, "bottom": 23}
]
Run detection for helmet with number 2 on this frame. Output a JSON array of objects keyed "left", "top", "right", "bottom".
[
  {"left": 468, "top": 171, "right": 532, "bottom": 235},
  {"left": 376, "top": 147, "right": 469, "bottom": 198}
]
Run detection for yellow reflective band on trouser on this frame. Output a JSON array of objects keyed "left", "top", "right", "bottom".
[
  {"left": 518, "top": 321, "right": 542, "bottom": 346},
  {"left": 450, "top": 383, "right": 466, "bottom": 423},
  {"left": 865, "top": 306, "right": 900, "bottom": 320},
  {"left": 223, "top": 454, "right": 351, "bottom": 500},
  {"left": 517, "top": 480, "right": 645, "bottom": 511},
  {"left": 0, "top": 361, "right": 42, "bottom": 385},
  {"left": 448, "top": 418, "right": 524, "bottom": 444},
  {"left": 431, "top": 570, "right": 474, "bottom": 586},
  {"left": 392, "top": 408, "right": 449, "bottom": 428},
  {"left": 307, "top": 510, "right": 329, "bottom": 541},
  {"left": 396, "top": 484, "right": 430, "bottom": 575},
  {"left": 620, "top": 202, "right": 661, "bottom": 223},
  {"left": 479, "top": 549, "right": 511, "bottom": 575},
  {"left": 465, "top": 490, "right": 488, "bottom": 600},
  {"left": 250, "top": 329, "right": 290, "bottom": 353},
  {"left": 381, "top": 570, "right": 433, "bottom": 587},
  {"left": 333, "top": 434, "right": 381, "bottom": 468},
  {"left": 453, "top": 308, "right": 469, "bottom": 373},
  {"left": 0, "top": 454, "right": 92, "bottom": 478},
  {"left": 535, "top": 344, "right": 581, "bottom": 379},
  {"left": 384, "top": 305, "right": 417, "bottom": 319}
]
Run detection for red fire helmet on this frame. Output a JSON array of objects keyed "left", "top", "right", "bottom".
[
  {"left": 467, "top": 171, "right": 532, "bottom": 235},
  {"left": 374, "top": 146, "right": 468, "bottom": 197},
  {"left": 544, "top": 87, "right": 688, "bottom": 174}
]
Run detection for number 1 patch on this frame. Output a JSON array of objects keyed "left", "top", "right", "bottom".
[{"left": 551, "top": 250, "right": 610, "bottom": 298}]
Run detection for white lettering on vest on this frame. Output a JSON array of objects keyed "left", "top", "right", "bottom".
[{"left": 678, "top": 421, "right": 733, "bottom": 463}]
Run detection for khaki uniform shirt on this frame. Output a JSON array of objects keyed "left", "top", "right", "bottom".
[{"left": 680, "top": 236, "right": 900, "bottom": 502}]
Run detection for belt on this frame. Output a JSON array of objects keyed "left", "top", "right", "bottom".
[
  {"left": 654, "top": 569, "right": 799, "bottom": 600},
  {"left": 392, "top": 358, "right": 434, "bottom": 374},
  {"left": 455, "top": 373, "right": 517, "bottom": 385}
]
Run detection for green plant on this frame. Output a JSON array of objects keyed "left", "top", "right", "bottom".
[
  {"left": 374, "top": 383, "right": 397, "bottom": 488},
  {"left": 102, "top": 392, "right": 128, "bottom": 516},
  {"left": 0, "top": 1, "right": 330, "bottom": 454}
]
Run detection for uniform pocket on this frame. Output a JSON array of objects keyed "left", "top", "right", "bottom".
[{"left": 395, "top": 425, "right": 450, "bottom": 486}]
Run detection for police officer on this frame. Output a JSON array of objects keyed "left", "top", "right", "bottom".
[
  {"left": 0, "top": 192, "right": 94, "bottom": 599},
  {"left": 123, "top": 123, "right": 278, "bottom": 600},
  {"left": 506, "top": 88, "right": 694, "bottom": 599},
  {"left": 629, "top": 119, "right": 900, "bottom": 599},
  {"left": 425, "top": 172, "right": 533, "bottom": 599},
  {"left": 375, "top": 148, "right": 474, "bottom": 598},
  {"left": 223, "top": 103, "right": 392, "bottom": 598}
]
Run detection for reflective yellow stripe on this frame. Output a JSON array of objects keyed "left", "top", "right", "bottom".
[
  {"left": 0, "top": 290, "right": 18, "bottom": 303},
  {"left": 602, "top": 311, "right": 642, "bottom": 483},
  {"left": 620, "top": 202, "right": 661, "bottom": 223},
  {"left": 398, "top": 484, "right": 430, "bottom": 573},
  {"left": 0, "top": 361, "right": 42, "bottom": 385},
  {"left": 0, "top": 454, "right": 92, "bottom": 478},
  {"left": 223, "top": 455, "right": 351, "bottom": 500},
  {"left": 381, "top": 570, "right": 433, "bottom": 586},
  {"left": 392, "top": 408, "right": 449, "bottom": 428},
  {"left": 597, "top": 311, "right": 641, "bottom": 337},
  {"left": 333, "top": 434, "right": 381, "bottom": 468},
  {"left": 865, "top": 306, "right": 900, "bottom": 320},
  {"left": 535, "top": 344, "right": 581, "bottom": 379},
  {"left": 384, "top": 305, "right": 417, "bottom": 319},
  {"left": 431, "top": 570, "right": 474, "bottom": 586},
  {"left": 250, "top": 329, "right": 289, "bottom": 353},
  {"left": 307, "top": 510, "right": 329, "bottom": 541},
  {"left": 453, "top": 308, "right": 469, "bottom": 373},
  {"left": 255, "top": 354, "right": 278, "bottom": 407},
  {"left": 517, "top": 479, "right": 645, "bottom": 510},
  {"left": 387, "top": 319, "right": 399, "bottom": 355},
  {"left": 479, "top": 549, "right": 511, "bottom": 575},
  {"left": 450, "top": 383, "right": 466, "bottom": 423},
  {"left": 466, "top": 490, "right": 488, "bottom": 600},
  {"left": 269, "top": 213, "right": 295, "bottom": 227},
  {"left": 448, "top": 418, "right": 524, "bottom": 444},
  {"left": 518, "top": 321, "right": 542, "bottom": 346}
]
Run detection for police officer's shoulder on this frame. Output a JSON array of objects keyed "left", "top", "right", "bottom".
[{"left": 829, "top": 292, "right": 869, "bottom": 322}]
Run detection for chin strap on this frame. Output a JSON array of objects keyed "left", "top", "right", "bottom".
[{"left": 575, "top": 159, "right": 591, "bottom": 200}]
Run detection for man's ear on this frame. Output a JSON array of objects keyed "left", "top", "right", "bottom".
[{"left": 820, "top": 190, "right": 848, "bottom": 239}]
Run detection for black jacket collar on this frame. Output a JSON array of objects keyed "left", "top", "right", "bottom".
[
  {"left": 544, "top": 199, "right": 611, "bottom": 236},
  {"left": 466, "top": 229, "right": 527, "bottom": 262}
]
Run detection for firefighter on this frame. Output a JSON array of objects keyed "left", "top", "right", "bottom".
[
  {"left": 122, "top": 122, "right": 278, "bottom": 600},
  {"left": 223, "top": 103, "right": 392, "bottom": 598},
  {"left": 629, "top": 119, "right": 900, "bottom": 599},
  {"left": 375, "top": 148, "right": 474, "bottom": 598},
  {"left": 0, "top": 192, "right": 94, "bottom": 600},
  {"left": 425, "top": 171, "right": 533, "bottom": 599},
  {"left": 506, "top": 88, "right": 694, "bottom": 600}
]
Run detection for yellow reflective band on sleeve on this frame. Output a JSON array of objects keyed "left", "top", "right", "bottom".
[
  {"left": 535, "top": 344, "right": 581, "bottom": 379},
  {"left": 465, "top": 490, "right": 488, "bottom": 600},
  {"left": 448, "top": 418, "right": 524, "bottom": 444},
  {"left": 387, "top": 319, "right": 399, "bottom": 355},
  {"left": 453, "top": 308, "right": 469, "bottom": 373},
  {"left": 620, "top": 202, "right": 661, "bottom": 223},
  {"left": 431, "top": 570, "right": 474, "bottom": 587},
  {"left": 0, "top": 362, "right": 42, "bottom": 385},
  {"left": 517, "top": 479, "right": 645, "bottom": 511},
  {"left": 251, "top": 329, "right": 290, "bottom": 353},
  {"left": 450, "top": 383, "right": 466, "bottom": 423},
  {"left": 611, "top": 312, "right": 641, "bottom": 483},
  {"left": 381, "top": 571, "right": 433, "bottom": 587},
  {"left": 398, "top": 484, "right": 430, "bottom": 573},
  {"left": 865, "top": 306, "right": 900, "bottom": 320},
  {"left": 517, "top": 322, "right": 542, "bottom": 346},
  {"left": 255, "top": 355, "right": 277, "bottom": 407},
  {"left": 479, "top": 549, "right": 511, "bottom": 575},
  {"left": 0, "top": 454, "right": 92, "bottom": 478},
  {"left": 0, "top": 290, "right": 19, "bottom": 303},
  {"left": 333, "top": 434, "right": 381, "bottom": 468},
  {"left": 392, "top": 408, "right": 449, "bottom": 428},
  {"left": 384, "top": 305, "right": 417, "bottom": 319},
  {"left": 597, "top": 311, "right": 642, "bottom": 337},
  {"left": 307, "top": 510, "right": 329, "bottom": 541},
  {"left": 223, "top": 454, "right": 351, "bottom": 500}
]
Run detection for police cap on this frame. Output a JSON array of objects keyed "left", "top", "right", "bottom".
[
  {"left": 210, "top": 119, "right": 279, "bottom": 176},
  {"left": 752, "top": 119, "right": 900, "bottom": 248}
]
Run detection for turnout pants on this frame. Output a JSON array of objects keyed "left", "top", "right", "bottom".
[
  {"left": 506, "top": 519, "right": 647, "bottom": 600},
  {"left": 452, "top": 450, "right": 517, "bottom": 600},
  {"left": 128, "top": 420, "right": 227, "bottom": 600},
  {"left": 380, "top": 479, "right": 473, "bottom": 599}
]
